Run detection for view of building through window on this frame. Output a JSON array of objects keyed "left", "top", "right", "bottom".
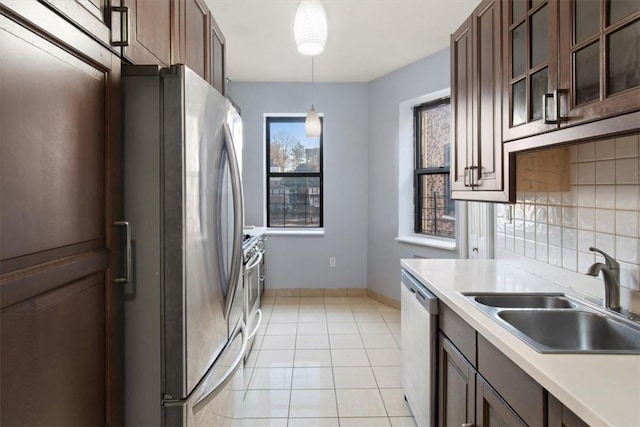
[
  {"left": 414, "top": 98, "right": 455, "bottom": 238},
  {"left": 266, "top": 117, "right": 323, "bottom": 227}
]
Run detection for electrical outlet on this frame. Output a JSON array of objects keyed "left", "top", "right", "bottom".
[{"left": 329, "top": 257, "right": 336, "bottom": 268}]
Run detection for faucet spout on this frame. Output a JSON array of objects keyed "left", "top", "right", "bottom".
[{"left": 586, "top": 262, "right": 621, "bottom": 310}]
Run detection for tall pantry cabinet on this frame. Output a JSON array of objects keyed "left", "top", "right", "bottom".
[
  {"left": 0, "top": 0, "right": 228, "bottom": 425},
  {"left": 0, "top": 1, "right": 124, "bottom": 424}
]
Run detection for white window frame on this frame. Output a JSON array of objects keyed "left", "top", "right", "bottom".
[{"left": 396, "top": 88, "right": 462, "bottom": 251}]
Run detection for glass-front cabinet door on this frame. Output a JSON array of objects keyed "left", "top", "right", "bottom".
[
  {"left": 503, "top": 0, "right": 559, "bottom": 141},
  {"left": 558, "top": 0, "right": 640, "bottom": 125}
]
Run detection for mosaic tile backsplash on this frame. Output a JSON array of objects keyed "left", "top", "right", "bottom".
[{"left": 496, "top": 133, "right": 640, "bottom": 292}]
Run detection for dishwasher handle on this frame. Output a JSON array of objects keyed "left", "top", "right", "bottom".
[{"left": 401, "top": 270, "right": 438, "bottom": 314}]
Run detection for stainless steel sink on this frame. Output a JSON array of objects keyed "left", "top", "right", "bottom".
[
  {"left": 471, "top": 293, "right": 575, "bottom": 309},
  {"left": 462, "top": 292, "right": 640, "bottom": 354},
  {"left": 497, "top": 310, "right": 640, "bottom": 353}
]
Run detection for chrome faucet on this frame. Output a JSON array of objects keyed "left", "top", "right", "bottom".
[{"left": 586, "top": 247, "right": 620, "bottom": 310}]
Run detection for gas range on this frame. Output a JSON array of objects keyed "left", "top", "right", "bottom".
[{"left": 242, "top": 233, "right": 264, "bottom": 262}]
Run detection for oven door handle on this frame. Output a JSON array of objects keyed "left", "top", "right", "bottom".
[
  {"left": 245, "top": 250, "right": 263, "bottom": 271},
  {"left": 246, "top": 308, "right": 263, "bottom": 341}
]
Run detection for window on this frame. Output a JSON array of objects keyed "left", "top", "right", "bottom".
[
  {"left": 266, "top": 116, "right": 323, "bottom": 228},
  {"left": 414, "top": 97, "right": 455, "bottom": 238}
]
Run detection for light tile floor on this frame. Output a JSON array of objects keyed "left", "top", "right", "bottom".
[{"left": 243, "top": 295, "right": 416, "bottom": 427}]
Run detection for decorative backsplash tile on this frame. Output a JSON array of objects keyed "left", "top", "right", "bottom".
[{"left": 496, "top": 133, "right": 640, "bottom": 291}]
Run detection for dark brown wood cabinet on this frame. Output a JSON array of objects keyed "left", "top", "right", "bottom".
[
  {"left": 118, "top": 0, "right": 178, "bottom": 67},
  {"left": 476, "top": 375, "right": 527, "bottom": 427},
  {"left": 438, "top": 302, "right": 548, "bottom": 427},
  {"left": 439, "top": 335, "right": 476, "bottom": 427},
  {"left": 40, "top": 0, "right": 112, "bottom": 46},
  {"left": 0, "top": 0, "right": 123, "bottom": 424},
  {"left": 451, "top": 0, "right": 509, "bottom": 202},
  {"left": 502, "top": 0, "right": 640, "bottom": 143},
  {"left": 111, "top": 0, "right": 227, "bottom": 95},
  {"left": 210, "top": 12, "right": 226, "bottom": 95},
  {"left": 549, "top": 394, "right": 590, "bottom": 427},
  {"left": 502, "top": 0, "right": 560, "bottom": 141},
  {"left": 452, "top": 0, "right": 639, "bottom": 203},
  {"left": 179, "top": 0, "right": 210, "bottom": 82},
  {"left": 557, "top": 0, "right": 640, "bottom": 127}
]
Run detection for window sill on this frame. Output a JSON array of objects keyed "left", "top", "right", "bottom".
[
  {"left": 395, "top": 235, "right": 456, "bottom": 251},
  {"left": 265, "top": 228, "right": 325, "bottom": 236}
]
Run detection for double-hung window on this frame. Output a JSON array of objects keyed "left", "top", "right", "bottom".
[
  {"left": 266, "top": 116, "right": 323, "bottom": 228},
  {"left": 414, "top": 97, "right": 455, "bottom": 238}
]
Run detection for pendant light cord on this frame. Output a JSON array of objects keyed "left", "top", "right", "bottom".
[{"left": 311, "top": 56, "right": 315, "bottom": 108}]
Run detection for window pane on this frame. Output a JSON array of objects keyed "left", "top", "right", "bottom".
[
  {"left": 575, "top": 0, "right": 600, "bottom": 44},
  {"left": 575, "top": 41, "right": 601, "bottom": 104},
  {"left": 512, "top": 78, "right": 527, "bottom": 126},
  {"left": 531, "top": 0, "right": 546, "bottom": 9},
  {"left": 608, "top": 0, "right": 640, "bottom": 26},
  {"left": 607, "top": 19, "right": 640, "bottom": 96},
  {"left": 512, "top": 23, "right": 527, "bottom": 78},
  {"left": 268, "top": 177, "right": 321, "bottom": 228},
  {"left": 269, "top": 121, "right": 320, "bottom": 173},
  {"left": 512, "top": 0, "right": 526, "bottom": 24},
  {"left": 419, "top": 102, "right": 451, "bottom": 169},
  {"left": 530, "top": 4, "right": 548, "bottom": 68},
  {"left": 530, "top": 67, "right": 548, "bottom": 120},
  {"left": 418, "top": 174, "right": 455, "bottom": 238}
]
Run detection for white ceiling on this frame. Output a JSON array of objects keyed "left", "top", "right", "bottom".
[{"left": 205, "top": 0, "right": 481, "bottom": 83}]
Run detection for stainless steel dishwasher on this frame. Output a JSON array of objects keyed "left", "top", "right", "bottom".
[{"left": 401, "top": 269, "right": 438, "bottom": 427}]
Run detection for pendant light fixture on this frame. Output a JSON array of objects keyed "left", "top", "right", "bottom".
[
  {"left": 305, "top": 56, "right": 321, "bottom": 138},
  {"left": 294, "top": 0, "right": 327, "bottom": 56}
]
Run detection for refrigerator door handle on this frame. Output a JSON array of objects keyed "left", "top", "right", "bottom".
[
  {"left": 222, "top": 123, "right": 244, "bottom": 320},
  {"left": 192, "top": 322, "right": 247, "bottom": 414}
]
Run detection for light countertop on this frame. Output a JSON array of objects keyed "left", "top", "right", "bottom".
[{"left": 401, "top": 259, "right": 640, "bottom": 427}]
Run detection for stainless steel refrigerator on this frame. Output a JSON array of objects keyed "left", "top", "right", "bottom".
[{"left": 122, "top": 64, "right": 246, "bottom": 426}]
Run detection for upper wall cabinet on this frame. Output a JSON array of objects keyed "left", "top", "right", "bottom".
[
  {"left": 451, "top": 0, "right": 510, "bottom": 202},
  {"left": 209, "top": 13, "right": 226, "bottom": 95},
  {"left": 116, "top": 0, "right": 177, "bottom": 67},
  {"left": 502, "top": 0, "right": 559, "bottom": 141},
  {"left": 557, "top": 0, "right": 640, "bottom": 127},
  {"left": 40, "top": 0, "right": 111, "bottom": 45},
  {"left": 503, "top": 0, "right": 640, "bottom": 143},
  {"left": 178, "top": 0, "right": 211, "bottom": 83},
  {"left": 109, "top": 0, "right": 226, "bottom": 93}
]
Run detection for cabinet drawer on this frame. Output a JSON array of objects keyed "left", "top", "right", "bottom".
[
  {"left": 439, "top": 302, "right": 477, "bottom": 366},
  {"left": 477, "top": 335, "right": 546, "bottom": 427}
]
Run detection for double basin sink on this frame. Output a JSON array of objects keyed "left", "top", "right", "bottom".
[{"left": 463, "top": 293, "right": 640, "bottom": 354}]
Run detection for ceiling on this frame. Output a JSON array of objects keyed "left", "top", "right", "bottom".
[{"left": 205, "top": 0, "right": 481, "bottom": 83}]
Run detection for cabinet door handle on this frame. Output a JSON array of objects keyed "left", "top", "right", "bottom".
[
  {"left": 113, "top": 221, "right": 131, "bottom": 284},
  {"left": 468, "top": 166, "right": 480, "bottom": 188},
  {"left": 111, "top": 6, "right": 129, "bottom": 47},
  {"left": 543, "top": 89, "right": 569, "bottom": 124},
  {"left": 554, "top": 89, "right": 568, "bottom": 123},
  {"left": 463, "top": 167, "right": 470, "bottom": 187},
  {"left": 542, "top": 92, "right": 556, "bottom": 124},
  {"left": 461, "top": 423, "right": 474, "bottom": 427}
]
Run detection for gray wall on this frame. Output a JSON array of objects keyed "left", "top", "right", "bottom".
[
  {"left": 367, "top": 47, "right": 460, "bottom": 301},
  {"left": 229, "top": 82, "right": 370, "bottom": 289},
  {"left": 229, "top": 47, "right": 458, "bottom": 298}
]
